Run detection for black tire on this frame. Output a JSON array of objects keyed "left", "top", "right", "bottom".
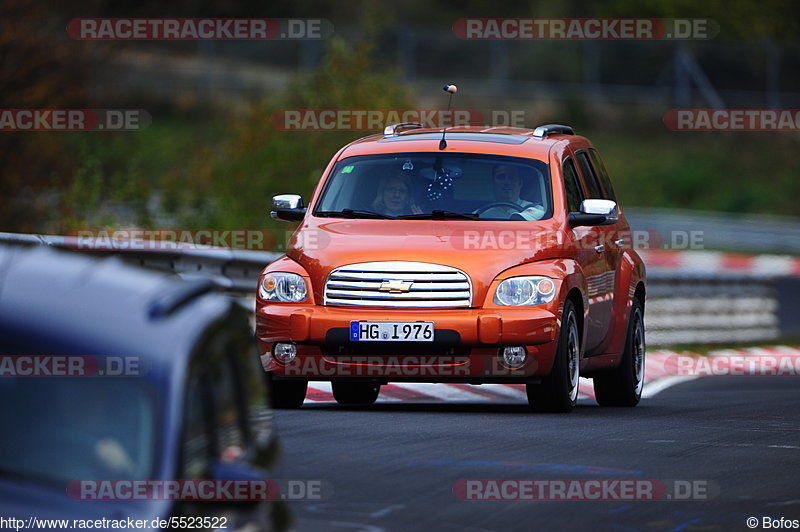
[
  {"left": 268, "top": 375, "right": 307, "bottom": 409},
  {"left": 593, "top": 298, "right": 645, "bottom": 407},
  {"left": 527, "top": 299, "right": 580, "bottom": 413},
  {"left": 332, "top": 381, "right": 381, "bottom": 406}
]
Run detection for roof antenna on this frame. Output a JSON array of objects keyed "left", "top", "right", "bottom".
[{"left": 439, "top": 84, "right": 457, "bottom": 150}]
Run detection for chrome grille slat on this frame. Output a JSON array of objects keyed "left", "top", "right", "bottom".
[
  {"left": 325, "top": 299, "right": 470, "bottom": 308},
  {"left": 327, "top": 290, "right": 471, "bottom": 300},
  {"left": 324, "top": 261, "right": 472, "bottom": 308},
  {"left": 327, "top": 282, "right": 468, "bottom": 291},
  {"left": 329, "top": 272, "right": 466, "bottom": 281}
]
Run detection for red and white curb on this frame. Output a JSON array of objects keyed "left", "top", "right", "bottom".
[
  {"left": 302, "top": 346, "right": 800, "bottom": 404},
  {"left": 639, "top": 249, "right": 800, "bottom": 276}
]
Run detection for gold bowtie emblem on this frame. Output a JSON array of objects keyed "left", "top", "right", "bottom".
[{"left": 379, "top": 279, "right": 414, "bottom": 293}]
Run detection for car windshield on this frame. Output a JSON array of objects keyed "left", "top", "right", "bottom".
[
  {"left": 0, "top": 377, "right": 158, "bottom": 484},
  {"left": 314, "top": 153, "right": 552, "bottom": 221}
]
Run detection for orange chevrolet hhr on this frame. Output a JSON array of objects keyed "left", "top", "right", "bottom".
[{"left": 257, "top": 123, "right": 646, "bottom": 413}]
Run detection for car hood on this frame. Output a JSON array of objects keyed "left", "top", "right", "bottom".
[{"left": 287, "top": 218, "right": 569, "bottom": 306}]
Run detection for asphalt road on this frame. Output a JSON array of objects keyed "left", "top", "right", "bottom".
[{"left": 271, "top": 377, "right": 800, "bottom": 532}]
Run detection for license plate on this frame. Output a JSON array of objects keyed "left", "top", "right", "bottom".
[{"left": 350, "top": 321, "right": 434, "bottom": 342}]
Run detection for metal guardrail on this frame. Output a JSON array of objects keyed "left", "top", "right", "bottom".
[
  {"left": 0, "top": 231, "right": 794, "bottom": 347},
  {"left": 0, "top": 232, "right": 281, "bottom": 293},
  {"left": 624, "top": 208, "right": 800, "bottom": 254}
]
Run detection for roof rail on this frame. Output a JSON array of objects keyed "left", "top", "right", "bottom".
[
  {"left": 383, "top": 122, "right": 424, "bottom": 136},
  {"left": 532, "top": 124, "right": 574, "bottom": 138}
]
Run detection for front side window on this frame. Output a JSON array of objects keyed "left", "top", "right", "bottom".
[
  {"left": 0, "top": 377, "right": 158, "bottom": 483},
  {"left": 178, "top": 314, "right": 271, "bottom": 480},
  {"left": 314, "top": 153, "right": 552, "bottom": 221}
]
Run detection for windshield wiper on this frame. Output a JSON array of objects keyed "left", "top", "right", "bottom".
[
  {"left": 316, "top": 209, "right": 395, "bottom": 219},
  {"left": 399, "top": 210, "right": 479, "bottom": 220}
]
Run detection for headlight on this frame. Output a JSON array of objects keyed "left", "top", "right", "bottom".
[
  {"left": 494, "top": 276, "right": 556, "bottom": 306},
  {"left": 260, "top": 272, "right": 308, "bottom": 302}
]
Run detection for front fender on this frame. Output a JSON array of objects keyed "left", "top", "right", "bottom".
[{"left": 481, "top": 257, "right": 587, "bottom": 347}]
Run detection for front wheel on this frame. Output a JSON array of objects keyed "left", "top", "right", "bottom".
[
  {"left": 332, "top": 381, "right": 381, "bottom": 406},
  {"left": 268, "top": 375, "right": 307, "bottom": 409},
  {"left": 526, "top": 299, "right": 580, "bottom": 413},
  {"left": 593, "top": 299, "right": 645, "bottom": 407}
]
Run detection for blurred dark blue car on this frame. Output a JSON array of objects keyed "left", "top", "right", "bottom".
[{"left": 0, "top": 245, "right": 284, "bottom": 531}]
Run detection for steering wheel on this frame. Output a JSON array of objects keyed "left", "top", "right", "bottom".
[{"left": 473, "top": 202, "right": 526, "bottom": 215}]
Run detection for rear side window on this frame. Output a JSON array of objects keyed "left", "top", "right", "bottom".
[
  {"left": 181, "top": 374, "right": 214, "bottom": 479},
  {"left": 588, "top": 149, "right": 617, "bottom": 202},
  {"left": 563, "top": 159, "right": 584, "bottom": 213},
  {"left": 575, "top": 151, "right": 603, "bottom": 199}
]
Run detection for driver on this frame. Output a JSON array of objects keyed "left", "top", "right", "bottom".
[
  {"left": 372, "top": 171, "right": 422, "bottom": 217},
  {"left": 480, "top": 165, "right": 546, "bottom": 220}
]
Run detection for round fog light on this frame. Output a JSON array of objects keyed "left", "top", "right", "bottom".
[
  {"left": 273, "top": 343, "right": 297, "bottom": 364},
  {"left": 500, "top": 346, "right": 527, "bottom": 369}
]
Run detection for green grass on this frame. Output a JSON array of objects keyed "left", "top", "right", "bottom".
[{"left": 590, "top": 127, "right": 800, "bottom": 218}]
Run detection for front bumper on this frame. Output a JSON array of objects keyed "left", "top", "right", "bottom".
[{"left": 256, "top": 305, "right": 559, "bottom": 380}]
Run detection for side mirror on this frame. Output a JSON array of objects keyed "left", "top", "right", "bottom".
[
  {"left": 568, "top": 199, "right": 618, "bottom": 227},
  {"left": 198, "top": 459, "right": 274, "bottom": 507},
  {"left": 211, "top": 459, "right": 270, "bottom": 481},
  {"left": 271, "top": 194, "right": 306, "bottom": 222}
]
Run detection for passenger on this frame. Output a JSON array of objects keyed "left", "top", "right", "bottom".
[
  {"left": 481, "top": 164, "right": 546, "bottom": 220},
  {"left": 371, "top": 172, "right": 422, "bottom": 217}
]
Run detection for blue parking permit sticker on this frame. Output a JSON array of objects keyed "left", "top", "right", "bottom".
[{"left": 350, "top": 321, "right": 360, "bottom": 341}]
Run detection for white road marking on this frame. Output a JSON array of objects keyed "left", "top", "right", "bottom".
[
  {"left": 642, "top": 376, "right": 698, "bottom": 398},
  {"left": 298, "top": 347, "right": 794, "bottom": 404}
]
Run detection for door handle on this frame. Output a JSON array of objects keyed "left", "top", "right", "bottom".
[
  {"left": 594, "top": 244, "right": 605, "bottom": 253},
  {"left": 614, "top": 238, "right": 624, "bottom": 246}
]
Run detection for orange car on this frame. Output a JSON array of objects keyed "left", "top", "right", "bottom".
[{"left": 257, "top": 123, "right": 646, "bottom": 412}]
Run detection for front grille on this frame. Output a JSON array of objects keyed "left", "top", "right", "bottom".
[{"left": 324, "top": 261, "right": 472, "bottom": 308}]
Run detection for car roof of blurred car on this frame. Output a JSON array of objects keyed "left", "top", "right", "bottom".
[{"left": 0, "top": 244, "right": 236, "bottom": 366}]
